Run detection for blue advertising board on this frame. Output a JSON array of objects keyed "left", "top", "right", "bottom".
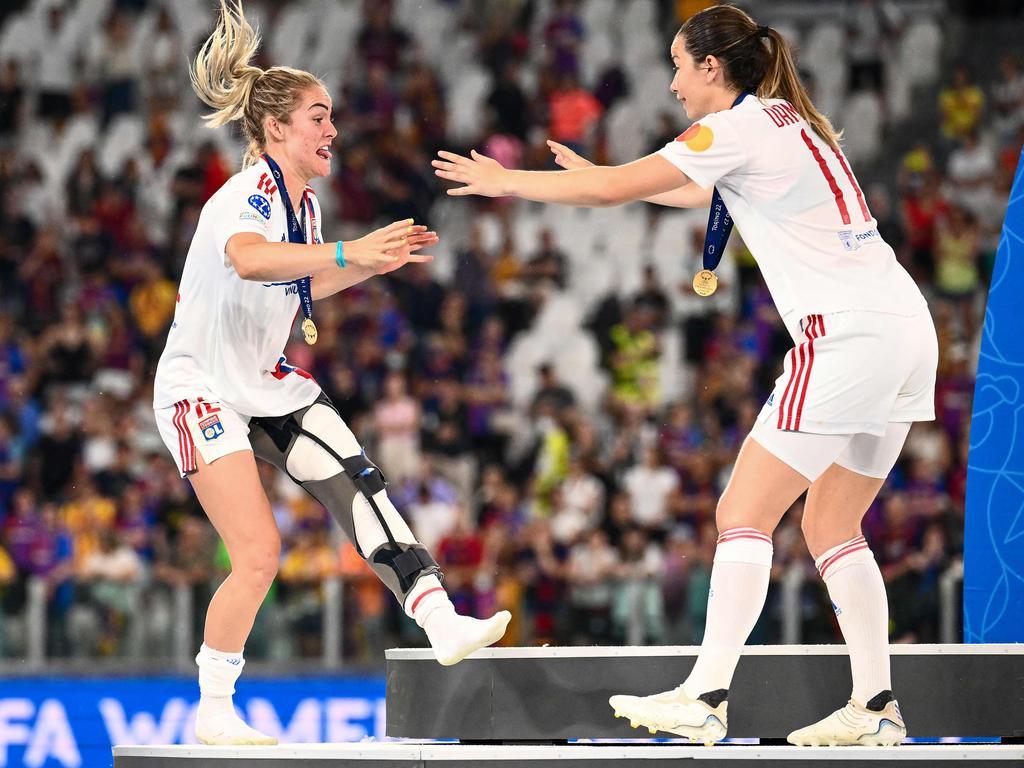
[
  {"left": 964, "top": 146, "right": 1024, "bottom": 642},
  {"left": 0, "top": 676, "right": 385, "bottom": 768}
]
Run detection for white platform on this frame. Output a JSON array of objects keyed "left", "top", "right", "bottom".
[{"left": 113, "top": 743, "right": 1024, "bottom": 762}]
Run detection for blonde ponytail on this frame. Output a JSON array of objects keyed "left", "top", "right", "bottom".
[
  {"left": 190, "top": 0, "right": 324, "bottom": 167},
  {"left": 189, "top": 0, "right": 262, "bottom": 128}
]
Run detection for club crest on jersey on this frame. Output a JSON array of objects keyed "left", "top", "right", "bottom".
[
  {"left": 676, "top": 123, "right": 714, "bottom": 152},
  {"left": 248, "top": 194, "right": 272, "bottom": 220},
  {"left": 199, "top": 414, "right": 225, "bottom": 441}
]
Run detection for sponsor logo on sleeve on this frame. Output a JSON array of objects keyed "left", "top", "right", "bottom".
[
  {"left": 676, "top": 123, "right": 714, "bottom": 152},
  {"left": 239, "top": 211, "right": 263, "bottom": 222},
  {"left": 248, "top": 194, "right": 272, "bottom": 220}
]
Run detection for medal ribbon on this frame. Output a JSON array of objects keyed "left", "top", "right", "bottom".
[
  {"left": 699, "top": 91, "right": 752, "bottom": 272},
  {"left": 261, "top": 153, "right": 314, "bottom": 326}
]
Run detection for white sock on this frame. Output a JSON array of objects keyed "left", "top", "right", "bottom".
[
  {"left": 404, "top": 574, "right": 453, "bottom": 628},
  {"left": 196, "top": 643, "right": 244, "bottom": 717},
  {"left": 682, "top": 527, "right": 773, "bottom": 699},
  {"left": 816, "top": 536, "right": 891, "bottom": 706}
]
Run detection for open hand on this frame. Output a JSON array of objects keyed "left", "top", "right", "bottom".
[
  {"left": 546, "top": 139, "right": 594, "bottom": 170},
  {"left": 432, "top": 150, "right": 509, "bottom": 197},
  {"left": 349, "top": 220, "right": 434, "bottom": 270},
  {"left": 376, "top": 228, "right": 438, "bottom": 275}
]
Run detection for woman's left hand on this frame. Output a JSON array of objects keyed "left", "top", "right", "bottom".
[
  {"left": 377, "top": 229, "right": 438, "bottom": 275},
  {"left": 432, "top": 150, "right": 509, "bottom": 197}
]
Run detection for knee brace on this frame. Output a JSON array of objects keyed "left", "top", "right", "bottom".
[{"left": 252, "top": 396, "right": 441, "bottom": 599}]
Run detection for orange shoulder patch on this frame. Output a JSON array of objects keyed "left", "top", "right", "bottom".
[{"left": 675, "top": 123, "right": 714, "bottom": 152}]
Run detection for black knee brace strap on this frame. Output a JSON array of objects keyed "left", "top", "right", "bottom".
[
  {"left": 339, "top": 454, "right": 388, "bottom": 497},
  {"left": 269, "top": 415, "right": 442, "bottom": 593}
]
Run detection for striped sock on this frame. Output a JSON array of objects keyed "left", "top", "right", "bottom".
[
  {"left": 816, "top": 536, "right": 892, "bottom": 705},
  {"left": 682, "top": 527, "right": 773, "bottom": 699}
]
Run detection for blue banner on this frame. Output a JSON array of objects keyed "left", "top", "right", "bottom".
[
  {"left": 964, "top": 146, "right": 1024, "bottom": 643},
  {"left": 0, "top": 676, "right": 385, "bottom": 768}
]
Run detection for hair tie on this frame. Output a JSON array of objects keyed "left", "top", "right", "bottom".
[{"left": 757, "top": 25, "right": 771, "bottom": 38}]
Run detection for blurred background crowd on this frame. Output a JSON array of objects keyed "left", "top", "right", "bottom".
[{"left": 0, "top": 0, "right": 1021, "bottom": 667}]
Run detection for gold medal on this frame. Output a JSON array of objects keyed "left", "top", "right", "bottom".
[
  {"left": 693, "top": 269, "right": 718, "bottom": 297},
  {"left": 301, "top": 317, "right": 318, "bottom": 345}
]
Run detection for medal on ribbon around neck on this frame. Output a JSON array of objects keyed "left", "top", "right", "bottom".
[
  {"left": 262, "top": 153, "right": 318, "bottom": 345},
  {"left": 690, "top": 91, "right": 749, "bottom": 298},
  {"left": 692, "top": 268, "right": 718, "bottom": 297},
  {"left": 301, "top": 317, "right": 318, "bottom": 345}
]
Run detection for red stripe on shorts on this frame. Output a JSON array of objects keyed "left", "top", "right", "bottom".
[
  {"left": 777, "top": 347, "right": 799, "bottom": 430},
  {"left": 174, "top": 399, "right": 196, "bottom": 473},
  {"left": 793, "top": 315, "right": 824, "bottom": 431},
  {"left": 172, "top": 401, "right": 186, "bottom": 470}
]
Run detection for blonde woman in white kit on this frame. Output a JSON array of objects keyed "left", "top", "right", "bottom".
[
  {"left": 153, "top": 0, "right": 509, "bottom": 745},
  {"left": 434, "top": 4, "right": 934, "bottom": 748}
]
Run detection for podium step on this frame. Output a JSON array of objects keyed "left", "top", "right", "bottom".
[{"left": 384, "top": 644, "right": 1024, "bottom": 741}]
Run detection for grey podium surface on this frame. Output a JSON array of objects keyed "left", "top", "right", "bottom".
[{"left": 385, "top": 644, "right": 1024, "bottom": 741}]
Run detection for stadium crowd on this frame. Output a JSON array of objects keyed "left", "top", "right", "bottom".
[{"left": 0, "top": 0, "right": 1020, "bottom": 663}]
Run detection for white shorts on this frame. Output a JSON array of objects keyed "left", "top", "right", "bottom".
[
  {"left": 155, "top": 398, "right": 252, "bottom": 477},
  {"left": 751, "top": 420, "right": 911, "bottom": 482},
  {"left": 756, "top": 310, "right": 937, "bottom": 436},
  {"left": 749, "top": 309, "right": 937, "bottom": 482}
]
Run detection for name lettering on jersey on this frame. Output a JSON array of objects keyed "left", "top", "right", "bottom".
[
  {"left": 256, "top": 172, "right": 278, "bottom": 200},
  {"left": 763, "top": 102, "right": 801, "bottom": 128},
  {"left": 675, "top": 122, "right": 714, "bottom": 152},
  {"left": 248, "top": 194, "right": 272, "bottom": 220}
]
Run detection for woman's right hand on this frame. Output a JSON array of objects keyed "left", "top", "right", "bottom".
[
  {"left": 347, "top": 219, "right": 430, "bottom": 270},
  {"left": 546, "top": 139, "right": 594, "bottom": 170}
]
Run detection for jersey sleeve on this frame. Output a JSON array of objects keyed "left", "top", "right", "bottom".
[
  {"left": 656, "top": 112, "right": 746, "bottom": 189},
  {"left": 213, "top": 179, "right": 275, "bottom": 268}
]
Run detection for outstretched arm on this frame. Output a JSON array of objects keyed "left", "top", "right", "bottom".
[
  {"left": 225, "top": 220, "right": 425, "bottom": 282},
  {"left": 546, "top": 140, "right": 713, "bottom": 209},
  {"left": 311, "top": 229, "right": 438, "bottom": 301},
  {"left": 433, "top": 145, "right": 690, "bottom": 208}
]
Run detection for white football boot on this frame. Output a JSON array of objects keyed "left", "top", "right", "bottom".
[
  {"left": 787, "top": 696, "right": 906, "bottom": 747},
  {"left": 609, "top": 686, "right": 728, "bottom": 744}
]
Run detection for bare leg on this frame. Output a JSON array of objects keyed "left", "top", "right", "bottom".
[
  {"left": 187, "top": 449, "right": 279, "bottom": 745},
  {"left": 188, "top": 450, "right": 280, "bottom": 651}
]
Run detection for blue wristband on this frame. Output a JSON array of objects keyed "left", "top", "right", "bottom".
[{"left": 335, "top": 240, "right": 346, "bottom": 268}]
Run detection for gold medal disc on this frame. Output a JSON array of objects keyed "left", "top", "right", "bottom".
[
  {"left": 692, "top": 269, "right": 718, "bottom": 297},
  {"left": 301, "top": 317, "right": 318, "bottom": 345}
]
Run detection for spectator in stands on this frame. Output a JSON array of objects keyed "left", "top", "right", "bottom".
[
  {"left": 939, "top": 64, "right": 985, "bottom": 142},
  {"left": 373, "top": 371, "right": 422, "bottom": 483},
  {"left": 547, "top": 73, "right": 604, "bottom": 154},
  {"left": 567, "top": 527, "right": 617, "bottom": 643}
]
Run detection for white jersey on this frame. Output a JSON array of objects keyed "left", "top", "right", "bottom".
[
  {"left": 153, "top": 158, "right": 323, "bottom": 417},
  {"left": 657, "top": 95, "right": 927, "bottom": 324}
]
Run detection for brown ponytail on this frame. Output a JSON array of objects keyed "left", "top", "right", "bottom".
[{"left": 678, "top": 5, "right": 841, "bottom": 148}]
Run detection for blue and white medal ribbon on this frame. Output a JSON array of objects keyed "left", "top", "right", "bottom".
[
  {"left": 262, "top": 153, "right": 317, "bottom": 344},
  {"left": 692, "top": 92, "right": 751, "bottom": 297}
]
